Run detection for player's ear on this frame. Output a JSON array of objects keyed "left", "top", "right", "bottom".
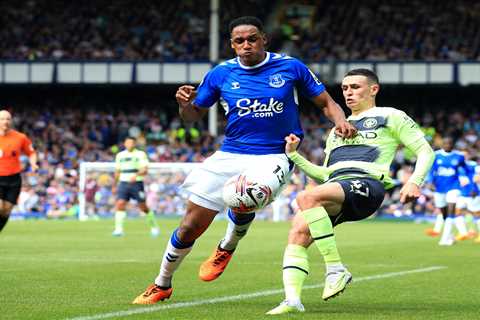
[
  {"left": 262, "top": 33, "right": 268, "bottom": 46},
  {"left": 370, "top": 84, "right": 380, "bottom": 96}
]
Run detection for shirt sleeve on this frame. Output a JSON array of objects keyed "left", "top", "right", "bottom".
[
  {"left": 287, "top": 151, "right": 329, "bottom": 183},
  {"left": 139, "top": 151, "right": 149, "bottom": 168},
  {"left": 293, "top": 59, "right": 326, "bottom": 98},
  {"left": 21, "top": 135, "right": 34, "bottom": 156},
  {"left": 193, "top": 65, "right": 224, "bottom": 108},
  {"left": 389, "top": 109, "right": 425, "bottom": 148},
  {"left": 389, "top": 109, "right": 434, "bottom": 186},
  {"left": 115, "top": 153, "right": 121, "bottom": 171}
]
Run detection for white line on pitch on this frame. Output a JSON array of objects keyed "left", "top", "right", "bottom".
[{"left": 65, "top": 266, "right": 446, "bottom": 320}]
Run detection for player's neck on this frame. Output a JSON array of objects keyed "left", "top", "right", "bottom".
[
  {"left": 0, "top": 128, "right": 10, "bottom": 136},
  {"left": 238, "top": 52, "right": 267, "bottom": 67},
  {"left": 351, "top": 105, "right": 375, "bottom": 116}
]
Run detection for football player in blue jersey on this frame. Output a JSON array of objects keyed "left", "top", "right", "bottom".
[
  {"left": 424, "top": 137, "right": 470, "bottom": 245},
  {"left": 456, "top": 153, "right": 479, "bottom": 240},
  {"left": 133, "top": 16, "right": 357, "bottom": 304}
]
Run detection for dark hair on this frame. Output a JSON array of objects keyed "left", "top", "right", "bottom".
[
  {"left": 229, "top": 16, "right": 264, "bottom": 34},
  {"left": 125, "top": 136, "right": 136, "bottom": 142},
  {"left": 345, "top": 69, "right": 379, "bottom": 84}
]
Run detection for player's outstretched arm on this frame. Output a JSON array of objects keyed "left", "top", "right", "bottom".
[
  {"left": 311, "top": 91, "right": 356, "bottom": 138},
  {"left": 399, "top": 139, "right": 434, "bottom": 203},
  {"left": 285, "top": 134, "right": 329, "bottom": 183},
  {"left": 176, "top": 85, "right": 208, "bottom": 123}
]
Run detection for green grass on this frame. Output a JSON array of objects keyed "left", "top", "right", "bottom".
[{"left": 0, "top": 218, "right": 478, "bottom": 320}]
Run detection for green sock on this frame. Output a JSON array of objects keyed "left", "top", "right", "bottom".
[
  {"left": 146, "top": 210, "right": 158, "bottom": 229},
  {"left": 282, "top": 244, "right": 309, "bottom": 302},
  {"left": 302, "top": 207, "right": 341, "bottom": 265},
  {"left": 115, "top": 211, "right": 126, "bottom": 231}
]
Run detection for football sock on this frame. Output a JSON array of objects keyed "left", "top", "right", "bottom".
[
  {"left": 454, "top": 215, "right": 468, "bottom": 235},
  {"left": 433, "top": 214, "right": 444, "bottom": 233},
  {"left": 303, "top": 207, "right": 342, "bottom": 265},
  {"left": 146, "top": 210, "right": 159, "bottom": 229},
  {"left": 114, "top": 210, "right": 126, "bottom": 231},
  {"left": 282, "top": 244, "right": 309, "bottom": 303},
  {"left": 439, "top": 217, "right": 454, "bottom": 243},
  {"left": 155, "top": 229, "right": 194, "bottom": 288},
  {"left": 219, "top": 209, "right": 255, "bottom": 251}
]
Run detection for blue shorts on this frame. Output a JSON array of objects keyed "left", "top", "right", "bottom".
[
  {"left": 117, "top": 181, "right": 146, "bottom": 202},
  {"left": 331, "top": 178, "right": 385, "bottom": 226}
]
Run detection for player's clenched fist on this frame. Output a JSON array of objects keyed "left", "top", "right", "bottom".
[
  {"left": 175, "top": 85, "right": 197, "bottom": 108},
  {"left": 284, "top": 134, "right": 301, "bottom": 154}
]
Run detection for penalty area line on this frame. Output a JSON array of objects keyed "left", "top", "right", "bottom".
[{"left": 65, "top": 265, "right": 447, "bottom": 320}]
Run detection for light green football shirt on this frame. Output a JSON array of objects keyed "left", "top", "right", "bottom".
[
  {"left": 115, "top": 149, "right": 149, "bottom": 182},
  {"left": 291, "top": 107, "right": 429, "bottom": 189}
]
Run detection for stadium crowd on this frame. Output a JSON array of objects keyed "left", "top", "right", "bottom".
[
  {"left": 0, "top": 0, "right": 271, "bottom": 61},
  {"left": 9, "top": 104, "right": 480, "bottom": 220},
  {"left": 1, "top": 0, "right": 479, "bottom": 61}
]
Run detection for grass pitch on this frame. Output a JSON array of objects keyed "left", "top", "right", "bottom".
[{"left": 1, "top": 218, "right": 478, "bottom": 320}]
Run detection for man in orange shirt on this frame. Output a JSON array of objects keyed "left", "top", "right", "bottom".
[{"left": 0, "top": 110, "right": 38, "bottom": 233}]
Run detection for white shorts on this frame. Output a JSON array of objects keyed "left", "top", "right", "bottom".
[
  {"left": 468, "top": 197, "right": 480, "bottom": 212},
  {"left": 433, "top": 190, "right": 460, "bottom": 208},
  {"left": 182, "top": 151, "right": 292, "bottom": 211},
  {"left": 456, "top": 196, "right": 472, "bottom": 210}
]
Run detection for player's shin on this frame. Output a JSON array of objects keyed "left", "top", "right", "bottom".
[
  {"left": 439, "top": 216, "right": 455, "bottom": 245},
  {"left": 155, "top": 229, "right": 194, "bottom": 288},
  {"left": 114, "top": 210, "right": 126, "bottom": 233},
  {"left": 433, "top": 213, "right": 444, "bottom": 233},
  {"left": 282, "top": 244, "right": 309, "bottom": 303},
  {"left": 302, "top": 207, "right": 342, "bottom": 267},
  {"left": 454, "top": 215, "right": 468, "bottom": 237},
  {"left": 219, "top": 209, "right": 255, "bottom": 251}
]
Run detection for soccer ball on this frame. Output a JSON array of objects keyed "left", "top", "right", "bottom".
[{"left": 222, "top": 169, "right": 279, "bottom": 214}]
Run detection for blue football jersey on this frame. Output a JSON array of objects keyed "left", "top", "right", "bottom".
[
  {"left": 427, "top": 150, "right": 466, "bottom": 193},
  {"left": 194, "top": 52, "right": 325, "bottom": 154},
  {"left": 459, "top": 160, "right": 479, "bottom": 197}
]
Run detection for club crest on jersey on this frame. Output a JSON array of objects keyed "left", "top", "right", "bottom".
[
  {"left": 269, "top": 74, "right": 285, "bottom": 88},
  {"left": 231, "top": 82, "right": 240, "bottom": 89},
  {"left": 363, "top": 118, "right": 378, "bottom": 129}
]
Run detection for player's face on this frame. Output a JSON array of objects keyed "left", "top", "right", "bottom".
[
  {"left": 341, "top": 75, "right": 379, "bottom": 113},
  {"left": 442, "top": 138, "right": 453, "bottom": 152},
  {"left": 0, "top": 111, "right": 12, "bottom": 131},
  {"left": 124, "top": 138, "right": 135, "bottom": 151},
  {"left": 230, "top": 25, "right": 266, "bottom": 66}
]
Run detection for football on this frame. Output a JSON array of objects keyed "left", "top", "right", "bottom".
[{"left": 222, "top": 169, "right": 279, "bottom": 214}]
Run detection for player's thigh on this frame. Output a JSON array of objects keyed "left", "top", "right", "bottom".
[
  {"left": 446, "top": 189, "right": 460, "bottom": 204},
  {"left": 116, "top": 182, "right": 130, "bottom": 201},
  {"left": 296, "top": 182, "right": 345, "bottom": 215},
  {"left": 333, "top": 178, "right": 386, "bottom": 226},
  {"left": 433, "top": 192, "right": 447, "bottom": 208},
  {"left": 131, "top": 182, "right": 146, "bottom": 203}
]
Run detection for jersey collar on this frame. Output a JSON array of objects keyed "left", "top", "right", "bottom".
[{"left": 237, "top": 52, "right": 270, "bottom": 70}]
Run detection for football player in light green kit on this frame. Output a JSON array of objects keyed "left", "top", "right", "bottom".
[
  {"left": 112, "top": 137, "right": 159, "bottom": 237},
  {"left": 267, "top": 69, "right": 435, "bottom": 314}
]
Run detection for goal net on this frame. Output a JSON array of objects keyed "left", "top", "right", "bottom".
[{"left": 78, "top": 162, "right": 295, "bottom": 221}]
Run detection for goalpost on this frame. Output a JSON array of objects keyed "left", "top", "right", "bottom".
[{"left": 78, "top": 162, "right": 294, "bottom": 222}]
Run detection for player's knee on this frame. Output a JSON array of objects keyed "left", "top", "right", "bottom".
[
  {"left": 116, "top": 201, "right": 126, "bottom": 210},
  {"left": 296, "top": 190, "right": 325, "bottom": 210},
  {"left": 0, "top": 208, "right": 9, "bottom": 218}
]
